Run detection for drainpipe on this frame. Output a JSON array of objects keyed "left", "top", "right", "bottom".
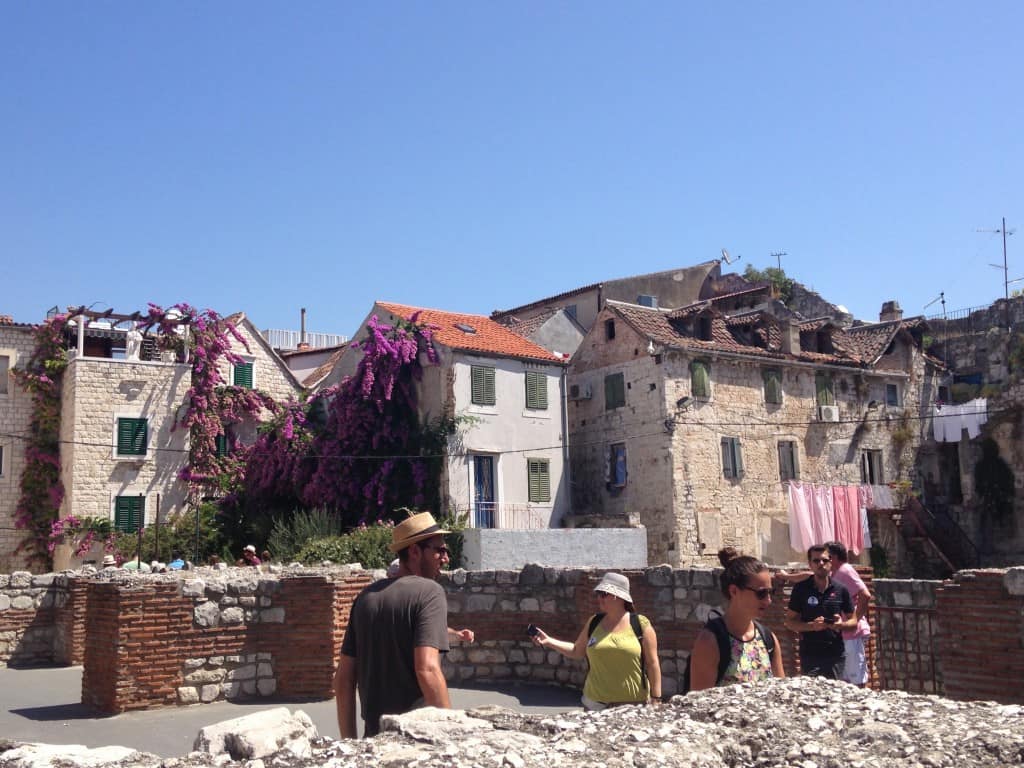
[
  {"left": 560, "top": 364, "right": 571, "bottom": 528},
  {"left": 76, "top": 314, "right": 86, "bottom": 358},
  {"left": 300, "top": 308, "right": 307, "bottom": 346}
]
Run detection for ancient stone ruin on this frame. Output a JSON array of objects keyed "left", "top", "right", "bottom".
[{"left": 2, "top": 677, "right": 1022, "bottom": 768}]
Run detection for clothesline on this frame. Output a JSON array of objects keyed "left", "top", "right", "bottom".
[{"left": 786, "top": 482, "right": 889, "bottom": 555}]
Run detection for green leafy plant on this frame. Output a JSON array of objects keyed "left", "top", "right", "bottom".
[
  {"left": 112, "top": 503, "right": 225, "bottom": 565},
  {"left": 268, "top": 508, "right": 344, "bottom": 562},
  {"left": 743, "top": 265, "right": 795, "bottom": 305},
  {"left": 869, "top": 545, "right": 890, "bottom": 578},
  {"left": 296, "top": 520, "right": 396, "bottom": 568}
]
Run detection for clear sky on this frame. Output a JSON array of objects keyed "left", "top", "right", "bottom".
[{"left": 3, "top": 3, "right": 1021, "bottom": 338}]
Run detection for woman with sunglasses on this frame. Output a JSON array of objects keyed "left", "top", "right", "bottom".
[
  {"left": 529, "top": 572, "right": 662, "bottom": 710},
  {"left": 688, "top": 547, "right": 785, "bottom": 690}
]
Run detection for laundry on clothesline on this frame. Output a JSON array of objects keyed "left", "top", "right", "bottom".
[
  {"left": 785, "top": 481, "right": 872, "bottom": 555},
  {"left": 932, "top": 398, "right": 988, "bottom": 442}
]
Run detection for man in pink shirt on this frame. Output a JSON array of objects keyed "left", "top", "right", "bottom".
[{"left": 825, "top": 541, "right": 871, "bottom": 686}]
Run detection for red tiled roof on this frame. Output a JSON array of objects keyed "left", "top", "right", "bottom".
[
  {"left": 610, "top": 302, "right": 870, "bottom": 368},
  {"left": 843, "top": 317, "right": 926, "bottom": 364},
  {"left": 496, "top": 307, "right": 560, "bottom": 337},
  {"left": 376, "top": 302, "right": 565, "bottom": 364},
  {"left": 708, "top": 283, "right": 771, "bottom": 303}
]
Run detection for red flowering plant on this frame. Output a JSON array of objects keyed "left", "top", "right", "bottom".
[
  {"left": 11, "top": 314, "right": 70, "bottom": 565},
  {"left": 47, "top": 515, "right": 117, "bottom": 558}
]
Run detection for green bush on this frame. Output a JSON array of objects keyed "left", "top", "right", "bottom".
[
  {"left": 114, "top": 503, "right": 225, "bottom": 565},
  {"left": 869, "top": 545, "right": 890, "bottom": 578},
  {"left": 296, "top": 522, "right": 394, "bottom": 568},
  {"left": 268, "top": 508, "right": 344, "bottom": 562}
]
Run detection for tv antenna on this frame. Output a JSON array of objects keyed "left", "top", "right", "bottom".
[
  {"left": 924, "top": 291, "right": 946, "bottom": 317},
  {"left": 924, "top": 292, "right": 948, "bottom": 360},
  {"left": 720, "top": 248, "right": 742, "bottom": 265},
  {"left": 770, "top": 251, "right": 787, "bottom": 270},
  {"left": 977, "top": 217, "right": 1017, "bottom": 328}
]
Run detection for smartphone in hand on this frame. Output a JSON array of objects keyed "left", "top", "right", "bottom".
[{"left": 526, "top": 623, "right": 540, "bottom": 637}]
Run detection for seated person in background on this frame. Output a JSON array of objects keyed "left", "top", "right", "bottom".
[
  {"left": 168, "top": 552, "right": 186, "bottom": 570},
  {"left": 237, "top": 545, "right": 261, "bottom": 566}
]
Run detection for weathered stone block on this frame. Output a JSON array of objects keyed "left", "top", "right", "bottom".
[
  {"left": 519, "top": 597, "right": 540, "bottom": 611},
  {"left": 221, "top": 607, "right": 245, "bottom": 625},
  {"left": 200, "top": 684, "right": 220, "bottom": 702},
  {"left": 194, "top": 601, "right": 221, "bottom": 628},
  {"left": 11, "top": 596, "right": 33, "bottom": 610},
  {"left": 177, "top": 687, "right": 200, "bottom": 704},
  {"left": 259, "top": 607, "right": 285, "bottom": 623},
  {"left": 466, "top": 594, "right": 496, "bottom": 612}
]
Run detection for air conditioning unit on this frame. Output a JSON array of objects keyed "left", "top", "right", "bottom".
[
  {"left": 569, "top": 383, "right": 592, "bottom": 400},
  {"left": 818, "top": 405, "right": 840, "bottom": 423}
]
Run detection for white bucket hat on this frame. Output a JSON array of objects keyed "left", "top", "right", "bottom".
[{"left": 594, "top": 572, "right": 633, "bottom": 605}]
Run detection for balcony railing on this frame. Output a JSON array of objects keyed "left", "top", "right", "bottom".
[{"left": 471, "top": 502, "right": 549, "bottom": 530}]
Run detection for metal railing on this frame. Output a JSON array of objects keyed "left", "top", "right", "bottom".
[
  {"left": 873, "top": 605, "right": 942, "bottom": 695},
  {"left": 903, "top": 497, "right": 980, "bottom": 571},
  {"left": 471, "top": 502, "right": 549, "bottom": 530},
  {"left": 261, "top": 329, "right": 348, "bottom": 351}
]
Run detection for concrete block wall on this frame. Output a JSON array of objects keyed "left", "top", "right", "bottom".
[{"left": 460, "top": 528, "right": 648, "bottom": 570}]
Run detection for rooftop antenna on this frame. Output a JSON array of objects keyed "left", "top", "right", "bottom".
[
  {"left": 925, "top": 292, "right": 948, "bottom": 362},
  {"left": 720, "top": 248, "right": 742, "bottom": 265},
  {"left": 770, "top": 251, "right": 787, "bottom": 271},
  {"left": 977, "top": 217, "right": 1016, "bottom": 328}
]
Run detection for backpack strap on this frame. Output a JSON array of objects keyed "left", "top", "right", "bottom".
[
  {"left": 753, "top": 620, "right": 776, "bottom": 672},
  {"left": 704, "top": 616, "right": 733, "bottom": 685},
  {"left": 587, "top": 613, "right": 605, "bottom": 638},
  {"left": 630, "top": 613, "right": 648, "bottom": 691}
]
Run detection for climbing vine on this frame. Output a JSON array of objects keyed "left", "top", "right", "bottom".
[{"left": 10, "top": 314, "right": 70, "bottom": 565}]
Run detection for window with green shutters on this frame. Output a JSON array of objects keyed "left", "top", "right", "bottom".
[
  {"left": 815, "top": 372, "right": 835, "bottom": 405},
  {"left": 215, "top": 433, "right": 229, "bottom": 457},
  {"left": 691, "top": 360, "right": 710, "bottom": 399},
  {"left": 763, "top": 368, "right": 783, "bottom": 404},
  {"left": 527, "top": 458, "right": 551, "bottom": 503},
  {"left": 116, "top": 417, "right": 148, "bottom": 456},
  {"left": 471, "top": 365, "right": 496, "bottom": 405},
  {"left": 604, "top": 372, "right": 625, "bottom": 410},
  {"left": 721, "top": 437, "right": 744, "bottom": 479},
  {"left": 525, "top": 371, "right": 548, "bottom": 410},
  {"left": 233, "top": 361, "right": 254, "bottom": 389},
  {"left": 778, "top": 440, "right": 798, "bottom": 481},
  {"left": 114, "top": 495, "right": 144, "bottom": 533}
]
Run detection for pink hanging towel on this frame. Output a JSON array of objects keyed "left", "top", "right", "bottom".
[
  {"left": 810, "top": 483, "right": 835, "bottom": 545},
  {"left": 787, "top": 481, "right": 816, "bottom": 553},
  {"left": 832, "top": 485, "right": 862, "bottom": 554}
]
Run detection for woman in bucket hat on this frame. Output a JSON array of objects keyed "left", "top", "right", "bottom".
[{"left": 530, "top": 572, "right": 662, "bottom": 710}]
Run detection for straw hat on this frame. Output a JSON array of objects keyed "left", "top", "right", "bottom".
[
  {"left": 389, "top": 512, "right": 450, "bottom": 553},
  {"left": 102, "top": 554, "right": 117, "bottom": 567},
  {"left": 593, "top": 572, "right": 633, "bottom": 604}
]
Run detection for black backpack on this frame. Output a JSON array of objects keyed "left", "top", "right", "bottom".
[
  {"left": 681, "top": 614, "right": 776, "bottom": 693},
  {"left": 587, "top": 612, "right": 648, "bottom": 689}
]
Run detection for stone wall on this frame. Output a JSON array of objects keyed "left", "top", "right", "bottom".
[
  {"left": 460, "top": 528, "right": 648, "bottom": 570},
  {"left": 0, "top": 324, "right": 38, "bottom": 572},
  {"left": 4, "top": 564, "right": 1023, "bottom": 710}
]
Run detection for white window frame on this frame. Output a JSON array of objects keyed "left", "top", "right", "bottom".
[
  {"left": 112, "top": 412, "right": 152, "bottom": 461},
  {"left": 0, "top": 349, "right": 16, "bottom": 397}
]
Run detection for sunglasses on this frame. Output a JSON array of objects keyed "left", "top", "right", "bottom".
[
  {"left": 421, "top": 544, "right": 450, "bottom": 557},
  {"left": 811, "top": 557, "right": 832, "bottom": 564},
  {"left": 740, "top": 586, "right": 775, "bottom": 600}
]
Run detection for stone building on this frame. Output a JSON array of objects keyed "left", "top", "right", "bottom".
[
  {"left": 53, "top": 309, "right": 300, "bottom": 567},
  {"left": 567, "top": 297, "right": 944, "bottom": 566},
  {"left": 342, "top": 302, "right": 571, "bottom": 529},
  {"left": 0, "top": 317, "right": 39, "bottom": 571}
]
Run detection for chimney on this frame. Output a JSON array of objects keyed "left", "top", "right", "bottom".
[
  {"left": 879, "top": 301, "right": 903, "bottom": 323},
  {"left": 297, "top": 342, "right": 311, "bottom": 351},
  {"left": 300, "top": 307, "right": 307, "bottom": 346},
  {"left": 780, "top": 318, "right": 801, "bottom": 355}
]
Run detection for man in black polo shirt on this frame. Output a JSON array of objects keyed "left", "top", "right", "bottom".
[{"left": 785, "top": 544, "right": 856, "bottom": 679}]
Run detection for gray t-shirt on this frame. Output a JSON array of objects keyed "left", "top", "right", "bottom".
[{"left": 340, "top": 575, "right": 450, "bottom": 730}]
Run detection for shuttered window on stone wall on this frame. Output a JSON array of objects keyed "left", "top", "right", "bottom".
[
  {"left": 721, "top": 437, "right": 744, "bottom": 479},
  {"left": 763, "top": 367, "right": 783, "bottom": 404},
  {"left": 527, "top": 458, "right": 551, "bottom": 502},
  {"left": 815, "top": 372, "right": 835, "bottom": 405},
  {"left": 778, "top": 440, "right": 798, "bottom": 481},
  {"left": 116, "top": 417, "right": 148, "bottom": 456},
  {"left": 525, "top": 371, "right": 548, "bottom": 410},
  {"left": 608, "top": 443, "right": 627, "bottom": 488},
  {"left": 471, "top": 365, "right": 496, "bottom": 406},
  {"left": 215, "top": 433, "right": 229, "bottom": 457},
  {"left": 604, "top": 372, "right": 625, "bottom": 410},
  {"left": 691, "top": 360, "right": 710, "bottom": 399},
  {"left": 114, "top": 495, "right": 144, "bottom": 533},
  {"left": 0, "top": 354, "right": 9, "bottom": 394},
  {"left": 233, "top": 361, "right": 254, "bottom": 389}
]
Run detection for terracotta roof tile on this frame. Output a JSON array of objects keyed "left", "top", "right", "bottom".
[
  {"left": 302, "top": 346, "right": 349, "bottom": 389},
  {"left": 376, "top": 302, "right": 565, "bottom": 364},
  {"left": 496, "top": 307, "right": 560, "bottom": 337}
]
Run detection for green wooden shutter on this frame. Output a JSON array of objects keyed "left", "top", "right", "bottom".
[
  {"left": 778, "top": 441, "right": 797, "bottom": 481},
  {"left": 604, "top": 372, "right": 625, "bottom": 410},
  {"left": 234, "top": 362, "right": 254, "bottom": 389},
  {"left": 528, "top": 459, "right": 551, "bottom": 502},
  {"left": 763, "top": 368, "right": 782, "bottom": 404},
  {"left": 525, "top": 371, "right": 548, "bottom": 410},
  {"left": 117, "top": 418, "right": 147, "bottom": 456},
  {"left": 114, "top": 496, "right": 144, "bottom": 533},
  {"left": 691, "top": 361, "right": 710, "bottom": 399},
  {"left": 471, "top": 366, "right": 496, "bottom": 405},
  {"left": 215, "top": 433, "right": 229, "bottom": 457},
  {"left": 815, "top": 372, "right": 835, "bottom": 405},
  {"left": 721, "top": 437, "right": 734, "bottom": 478}
]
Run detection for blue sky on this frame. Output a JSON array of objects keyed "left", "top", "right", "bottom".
[{"left": 3, "top": 3, "right": 1021, "bottom": 338}]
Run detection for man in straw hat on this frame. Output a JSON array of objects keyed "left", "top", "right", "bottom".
[{"left": 334, "top": 512, "right": 453, "bottom": 738}]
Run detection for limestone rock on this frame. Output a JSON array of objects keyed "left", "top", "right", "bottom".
[{"left": 192, "top": 707, "right": 317, "bottom": 760}]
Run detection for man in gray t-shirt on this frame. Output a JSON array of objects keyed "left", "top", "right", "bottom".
[{"left": 334, "top": 513, "right": 452, "bottom": 737}]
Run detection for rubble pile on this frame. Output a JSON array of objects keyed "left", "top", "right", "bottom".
[{"left": 2, "top": 677, "right": 1022, "bottom": 768}]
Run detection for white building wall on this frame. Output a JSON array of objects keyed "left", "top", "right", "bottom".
[
  {"left": 446, "top": 354, "right": 568, "bottom": 529},
  {"left": 57, "top": 357, "right": 192, "bottom": 568},
  {"left": 461, "top": 527, "right": 647, "bottom": 569},
  {"left": 0, "top": 326, "right": 39, "bottom": 571}
]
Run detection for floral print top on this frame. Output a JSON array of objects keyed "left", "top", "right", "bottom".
[{"left": 721, "top": 631, "right": 773, "bottom": 685}]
